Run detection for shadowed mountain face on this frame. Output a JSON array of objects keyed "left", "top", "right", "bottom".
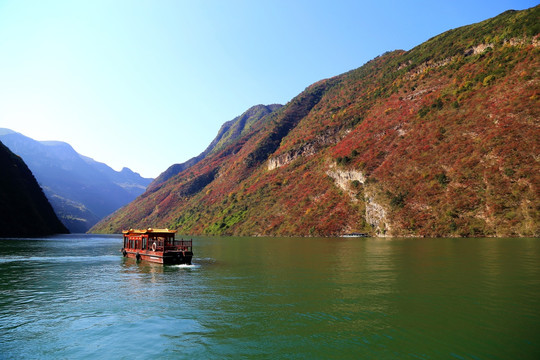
[
  {"left": 147, "top": 104, "right": 282, "bottom": 192},
  {"left": 93, "top": 6, "right": 539, "bottom": 237},
  {"left": 0, "top": 129, "right": 153, "bottom": 233},
  {"left": 0, "top": 140, "right": 68, "bottom": 237}
]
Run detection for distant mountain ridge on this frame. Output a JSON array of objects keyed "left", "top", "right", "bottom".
[
  {"left": 0, "top": 129, "right": 153, "bottom": 233},
  {"left": 92, "top": 6, "right": 539, "bottom": 237},
  {"left": 148, "top": 104, "right": 282, "bottom": 191},
  {"left": 0, "top": 140, "right": 68, "bottom": 237}
]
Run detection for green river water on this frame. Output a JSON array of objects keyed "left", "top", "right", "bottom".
[{"left": 0, "top": 235, "right": 539, "bottom": 359}]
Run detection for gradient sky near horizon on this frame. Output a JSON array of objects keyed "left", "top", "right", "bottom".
[{"left": 0, "top": 0, "right": 537, "bottom": 178}]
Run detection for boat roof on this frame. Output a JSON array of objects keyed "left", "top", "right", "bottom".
[{"left": 122, "top": 228, "right": 177, "bottom": 235}]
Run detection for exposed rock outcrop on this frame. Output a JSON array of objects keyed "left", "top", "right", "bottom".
[
  {"left": 326, "top": 165, "right": 391, "bottom": 236},
  {"left": 268, "top": 129, "right": 343, "bottom": 170}
]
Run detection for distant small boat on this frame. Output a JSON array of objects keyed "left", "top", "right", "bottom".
[
  {"left": 341, "top": 233, "right": 369, "bottom": 238},
  {"left": 121, "top": 228, "right": 193, "bottom": 265}
]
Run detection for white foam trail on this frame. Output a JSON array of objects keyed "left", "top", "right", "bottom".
[{"left": 169, "top": 263, "right": 199, "bottom": 269}]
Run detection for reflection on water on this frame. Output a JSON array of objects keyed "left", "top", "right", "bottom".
[{"left": 0, "top": 235, "right": 539, "bottom": 359}]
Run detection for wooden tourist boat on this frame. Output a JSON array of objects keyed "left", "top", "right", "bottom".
[{"left": 121, "top": 228, "right": 193, "bottom": 265}]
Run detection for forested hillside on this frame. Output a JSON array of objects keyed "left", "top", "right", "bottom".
[
  {"left": 93, "top": 6, "right": 539, "bottom": 237},
  {"left": 0, "top": 141, "right": 68, "bottom": 237},
  {"left": 148, "top": 104, "right": 281, "bottom": 192}
]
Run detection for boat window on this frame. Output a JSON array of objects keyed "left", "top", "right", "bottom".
[{"left": 142, "top": 237, "right": 147, "bottom": 250}]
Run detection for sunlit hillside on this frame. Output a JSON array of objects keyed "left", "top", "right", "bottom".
[{"left": 93, "top": 6, "right": 539, "bottom": 237}]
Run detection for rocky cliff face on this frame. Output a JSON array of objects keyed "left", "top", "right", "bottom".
[
  {"left": 92, "top": 6, "right": 539, "bottom": 237},
  {"left": 268, "top": 127, "right": 343, "bottom": 170},
  {"left": 325, "top": 167, "right": 391, "bottom": 236}
]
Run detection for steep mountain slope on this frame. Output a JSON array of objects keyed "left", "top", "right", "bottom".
[
  {"left": 0, "top": 129, "right": 153, "bottom": 233},
  {"left": 148, "top": 104, "right": 282, "bottom": 192},
  {"left": 0, "top": 141, "right": 68, "bottom": 237},
  {"left": 93, "top": 6, "right": 539, "bottom": 237}
]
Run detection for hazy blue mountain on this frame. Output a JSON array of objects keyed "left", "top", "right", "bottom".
[
  {"left": 0, "top": 129, "right": 153, "bottom": 233},
  {"left": 0, "top": 140, "right": 68, "bottom": 237}
]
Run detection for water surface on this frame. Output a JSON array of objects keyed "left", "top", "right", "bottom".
[{"left": 1, "top": 235, "right": 539, "bottom": 359}]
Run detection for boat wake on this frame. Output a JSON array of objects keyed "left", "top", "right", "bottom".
[
  {"left": 0, "top": 255, "right": 119, "bottom": 264},
  {"left": 170, "top": 263, "right": 199, "bottom": 269}
]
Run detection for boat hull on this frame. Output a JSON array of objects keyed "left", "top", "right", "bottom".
[{"left": 123, "top": 250, "right": 193, "bottom": 265}]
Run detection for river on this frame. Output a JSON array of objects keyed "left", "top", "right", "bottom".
[{"left": 0, "top": 234, "right": 539, "bottom": 359}]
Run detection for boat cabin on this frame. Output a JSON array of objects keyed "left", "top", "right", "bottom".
[{"left": 122, "top": 228, "right": 193, "bottom": 265}]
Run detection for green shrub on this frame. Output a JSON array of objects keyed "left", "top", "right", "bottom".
[
  {"left": 390, "top": 192, "right": 407, "bottom": 208},
  {"left": 435, "top": 173, "right": 450, "bottom": 187},
  {"left": 483, "top": 74, "right": 496, "bottom": 86}
]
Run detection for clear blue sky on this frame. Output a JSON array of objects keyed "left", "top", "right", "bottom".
[{"left": 0, "top": 0, "right": 537, "bottom": 178}]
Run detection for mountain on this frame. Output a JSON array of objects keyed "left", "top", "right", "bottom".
[
  {"left": 148, "top": 104, "right": 282, "bottom": 192},
  {"left": 92, "top": 6, "right": 539, "bottom": 237},
  {"left": 0, "top": 129, "right": 153, "bottom": 233},
  {"left": 0, "top": 140, "right": 68, "bottom": 237}
]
